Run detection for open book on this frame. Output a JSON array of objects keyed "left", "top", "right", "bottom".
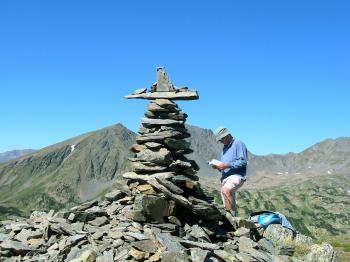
[{"left": 208, "top": 159, "right": 224, "bottom": 166}]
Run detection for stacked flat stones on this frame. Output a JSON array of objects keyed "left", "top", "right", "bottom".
[
  {"left": 130, "top": 98, "right": 196, "bottom": 176},
  {"left": 123, "top": 69, "right": 227, "bottom": 227}
]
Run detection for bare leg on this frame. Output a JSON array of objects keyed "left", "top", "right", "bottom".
[{"left": 221, "top": 187, "right": 235, "bottom": 211}]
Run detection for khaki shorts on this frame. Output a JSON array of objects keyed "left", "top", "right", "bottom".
[{"left": 221, "top": 175, "right": 245, "bottom": 204}]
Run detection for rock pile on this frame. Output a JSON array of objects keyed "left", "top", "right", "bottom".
[
  {"left": 0, "top": 68, "right": 338, "bottom": 261},
  {"left": 0, "top": 187, "right": 338, "bottom": 261}
]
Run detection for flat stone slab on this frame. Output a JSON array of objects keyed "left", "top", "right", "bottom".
[
  {"left": 177, "top": 239, "right": 221, "bottom": 250},
  {"left": 125, "top": 90, "right": 199, "bottom": 100},
  {"left": 141, "top": 118, "right": 183, "bottom": 126},
  {"left": 122, "top": 172, "right": 175, "bottom": 182},
  {"left": 0, "top": 240, "right": 34, "bottom": 255},
  {"left": 156, "top": 232, "right": 185, "bottom": 252},
  {"left": 136, "top": 131, "right": 186, "bottom": 143}
]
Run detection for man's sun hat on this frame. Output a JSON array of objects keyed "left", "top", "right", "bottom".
[{"left": 214, "top": 126, "right": 231, "bottom": 142}]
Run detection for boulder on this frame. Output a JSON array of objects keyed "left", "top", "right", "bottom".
[
  {"left": 0, "top": 240, "right": 33, "bottom": 255},
  {"left": 263, "top": 224, "right": 294, "bottom": 243},
  {"left": 305, "top": 243, "right": 337, "bottom": 262}
]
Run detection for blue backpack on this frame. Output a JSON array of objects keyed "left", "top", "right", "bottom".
[
  {"left": 256, "top": 213, "right": 281, "bottom": 228},
  {"left": 249, "top": 211, "right": 296, "bottom": 232}
]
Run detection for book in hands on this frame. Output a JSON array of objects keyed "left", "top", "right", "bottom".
[{"left": 208, "top": 159, "right": 223, "bottom": 166}]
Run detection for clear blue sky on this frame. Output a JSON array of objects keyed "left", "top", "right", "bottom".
[{"left": 1, "top": 0, "right": 349, "bottom": 155}]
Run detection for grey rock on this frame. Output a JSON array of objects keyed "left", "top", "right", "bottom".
[
  {"left": 132, "top": 88, "right": 147, "bottom": 95},
  {"left": 133, "top": 195, "right": 172, "bottom": 223},
  {"left": 189, "top": 225, "right": 211, "bottom": 242},
  {"left": 67, "top": 234, "right": 86, "bottom": 245},
  {"left": 248, "top": 249, "right": 273, "bottom": 262},
  {"left": 88, "top": 216, "right": 109, "bottom": 227},
  {"left": 258, "top": 238, "right": 275, "bottom": 255},
  {"left": 147, "top": 102, "right": 178, "bottom": 112},
  {"left": 239, "top": 236, "right": 257, "bottom": 252},
  {"left": 125, "top": 232, "right": 149, "bottom": 240},
  {"left": 190, "top": 197, "right": 222, "bottom": 220},
  {"left": 114, "top": 248, "right": 129, "bottom": 261},
  {"left": 141, "top": 117, "right": 183, "bottom": 126},
  {"left": 0, "top": 240, "right": 33, "bottom": 255},
  {"left": 70, "top": 222, "right": 85, "bottom": 233},
  {"left": 30, "top": 211, "right": 50, "bottom": 223},
  {"left": 15, "top": 228, "right": 42, "bottom": 242},
  {"left": 122, "top": 171, "right": 175, "bottom": 182},
  {"left": 295, "top": 233, "right": 313, "bottom": 245},
  {"left": 233, "top": 217, "right": 257, "bottom": 229},
  {"left": 104, "top": 189, "right": 126, "bottom": 201},
  {"left": 165, "top": 138, "right": 190, "bottom": 151},
  {"left": 96, "top": 249, "right": 114, "bottom": 262},
  {"left": 70, "top": 200, "right": 98, "bottom": 212},
  {"left": 131, "top": 239, "right": 160, "bottom": 253},
  {"left": 168, "top": 216, "right": 182, "bottom": 226},
  {"left": 149, "top": 223, "right": 178, "bottom": 233},
  {"left": 147, "top": 179, "right": 192, "bottom": 209},
  {"left": 161, "top": 250, "right": 190, "bottom": 262},
  {"left": 124, "top": 210, "right": 147, "bottom": 222},
  {"left": 68, "top": 213, "right": 75, "bottom": 221},
  {"left": 0, "top": 233, "right": 10, "bottom": 242},
  {"left": 156, "top": 232, "right": 185, "bottom": 252},
  {"left": 125, "top": 90, "right": 199, "bottom": 100},
  {"left": 4, "top": 222, "right": 31, "bottom": 233},
  {"left": 49, "top": 222, "right": 74, "bottom": 235},
  {"left": 65, "top": 246, "right": 82, "bottom": 261},
  {"left": 178, "top": 238, "right": 221, "bottom": 250},
  {"left": 235, "top": 252, "right": 256, "bottom": 262},
  {"left": 305, "top": 242, "right": 337, "bottom": 262},
  {"left": 144, "top": 142, "right": 163, "bottom": 149},
  {"left": 136, "top": 130, "right": 186, "bottom": 143},
  {"left": 263, "top": 224, "right": 294, "bottom": 243},
  {"left": 155, "top": 177, "right": 184, "bottom": 194},
  {"left": 213, "top": 250, "right": 238, "bottom": 261},
  {"left": 136, "top": 148, "right": 172, "bottom": 165},
  {"left": 190, "top": 247, "right": 209, "bottom": 262},
  {"left": 153, "top": 98, "right": 177, "bottom": 108},
  {"left": 234, "top": 227, "right": 251, "bottom": 237},
  {"left": 131, "top": 161, "right": 168, "bottom": 172},
  {"left": 160, "top": 112, "right": 187, "bottom": 121},
  {"left": 69, "top": 249, "right": 97, "bottom": 262},
  {"left": 278, "top": 245, "right": 295, "bottom": 256}
]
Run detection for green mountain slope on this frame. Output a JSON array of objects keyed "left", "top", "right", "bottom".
[{"left": 0, "top": 124, "right": 135, "bottom": 215}]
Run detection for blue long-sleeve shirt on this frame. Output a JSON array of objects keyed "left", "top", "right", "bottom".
[{"left": 220, "top": 139, "right": 248, "bottom": 182}]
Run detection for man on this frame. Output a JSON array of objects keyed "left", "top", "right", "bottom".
[{"left": 212, "top": 126, "right": 248, "bottom": 217}]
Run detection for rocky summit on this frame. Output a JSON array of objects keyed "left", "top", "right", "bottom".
[
  {"left": 0, "top": 172, "right": 338, "bottom": 261},
  {"left": 0, "top": 69, "right": 339, "bottom": 261}
]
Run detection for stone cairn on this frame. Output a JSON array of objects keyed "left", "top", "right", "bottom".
[{"left": 0, "top": 68, "right": 337, "bottom": 261}]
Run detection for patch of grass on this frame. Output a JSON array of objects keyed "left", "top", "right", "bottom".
[{"left": 275, "top": 238, "right": 312, "bottom": 258}]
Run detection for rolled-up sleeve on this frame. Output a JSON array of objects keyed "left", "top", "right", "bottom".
[{"left": 231, "top": 141, "right": 247, "bottom": 169}]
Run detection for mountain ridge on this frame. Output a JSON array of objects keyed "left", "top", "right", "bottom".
[{"left": 0, "top": 149, "right": 36, "bottom": 164}]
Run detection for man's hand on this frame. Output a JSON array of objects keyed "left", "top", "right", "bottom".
[{"left": 214, "top": 162, "right": 229, "bottom": 171}]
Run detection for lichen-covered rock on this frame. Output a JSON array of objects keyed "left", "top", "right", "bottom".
[
  {"left": 263, "top": 224, "right": 294, "bottom": 243},
  {"left": 305, "top": 242, "right": 338, "bottom": 262}
]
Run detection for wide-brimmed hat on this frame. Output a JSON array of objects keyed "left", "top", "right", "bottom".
[{"left": 214, "top": 126, "right": 231, "bottom": 142}]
